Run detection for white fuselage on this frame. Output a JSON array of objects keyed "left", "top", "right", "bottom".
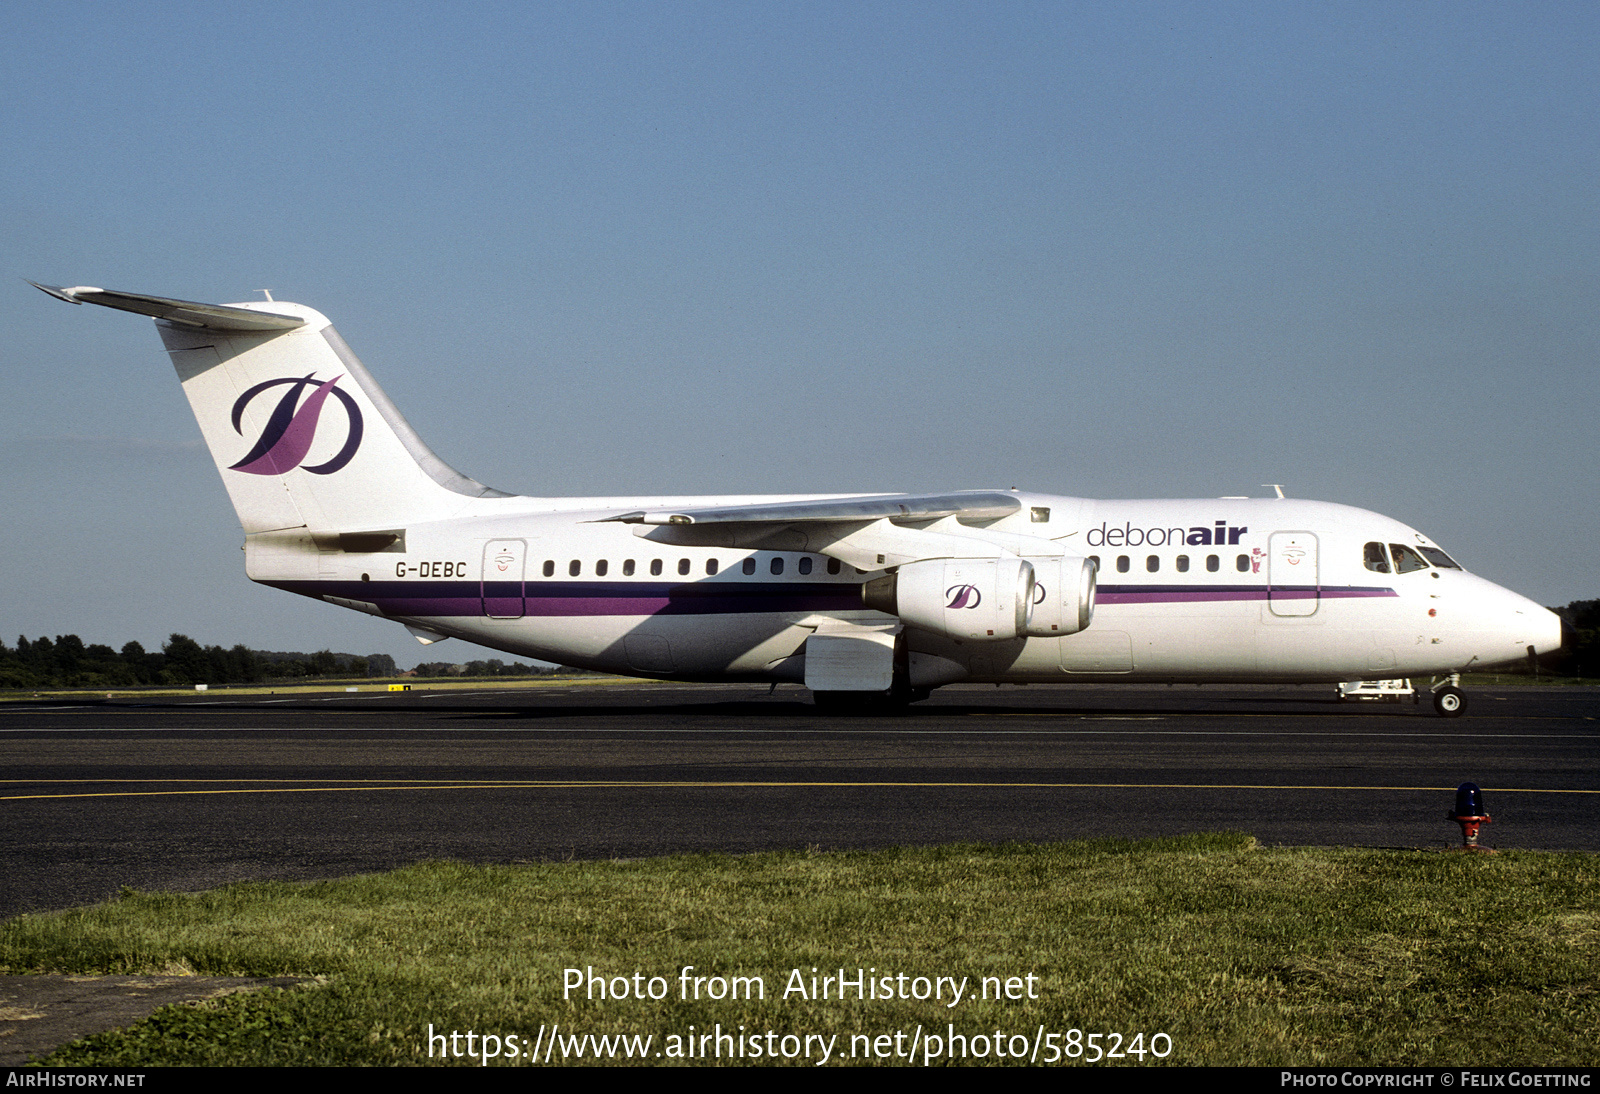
[{"left": 250, "top": 491, "right": 1560, "bottom": 687}]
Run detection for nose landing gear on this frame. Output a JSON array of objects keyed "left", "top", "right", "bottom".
[{"left": 1427, "top": 674, "right": 1466, "bottom": 718}]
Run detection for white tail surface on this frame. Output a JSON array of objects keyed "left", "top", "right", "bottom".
[{"left": 153, "top": 301, "right": 513, "bottom": 534}]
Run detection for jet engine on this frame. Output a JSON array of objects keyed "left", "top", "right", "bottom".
[
  {"left": 861, "top": 558, "right": 1035, "bottom": 641},
  {"left": 1021, "top": 556, "right": 1097, "bottom": 636},
  {"left": 862, "top": 555, "right": 1096, "bottom": 641}
]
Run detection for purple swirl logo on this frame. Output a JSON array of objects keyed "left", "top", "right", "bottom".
[
  {"left": 228, "top": 373, "right": 363, "bottom": 476},
  {"left": 945, "top": 584, "right": 982, "bottom": 610}
]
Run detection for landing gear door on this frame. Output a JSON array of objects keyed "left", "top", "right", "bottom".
[
  {"left": 482, "top": 539, "right": 526, "bottom": 619},
  {"left": 1268, "top": 532, "right": 1318, "bottom": 617}
]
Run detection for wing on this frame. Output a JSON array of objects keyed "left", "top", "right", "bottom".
[
  {"left": 604, "top": 490, "right": 1049, "bottom": 571},
  {"left": 605, "top": 489, "right": 1021, "bottom": 527},
  {"left": 606, "top": 489, "right": 1093, "bottom": 643}
]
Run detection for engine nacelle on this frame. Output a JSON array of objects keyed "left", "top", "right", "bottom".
[
  {"left": 1022, "top": 555, "right": 1096, "bottom": 636},
  {"left": 862, "top": 558, "right": 1035, "bottom": 641}
]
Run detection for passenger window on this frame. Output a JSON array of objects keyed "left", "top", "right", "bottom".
[
  {"left": 799, "top": 557, "right": 813, "bottom": 575},
  {"left": 827, "top": 558, "right": 841, "bottom": 575},
  {"left": 568, "top": 560, "right": 581, "bottom": 577},
  {"left": 1389, "top": 544, "right": 1429, "bottom": 574},
  {"left": 1146, "top": 555, "right": 1159, "bottom": 573},
  {"left": 705, "top": 558, "right": 718, "bottom": 575},
  {"left": 1176, "top": 555, "right": 1189, "bottom": 573},
  {"left": 1236, "top": 554, "right": 1249, "bottom": 572},
  {"left": 1206, "top": 555, "right": 1219, "bottom": 572},
  {"left": 650, "top": 559, "right": 663, "bottom": 576},
  {"left": 678, "top": 558, "right": 691, "bottom": 576},
  {"left": 623, "top": 559, "right": 635, "bottom": 576},
  {"left": 595, "top": 559, "right": 608, "bottom": 577},
  {"left": 1116, "top": 556, "right": 1130, "bottom": 573},
  {"left": 1088, "top": 555, "right": 1100, "bottom": 570},
  {"left": 771, "top": 557, "right": 785, "bottom": 575},
  {"left": 742, "top": 558, "right": 756, "bottom": 575},
  {"left": 542, "top": 560, "right": 555, "bottom": 578},
  {"left": 1363, "top": 542, "right": 1391, "bottom": 574}
]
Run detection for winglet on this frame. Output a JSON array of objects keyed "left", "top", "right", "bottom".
[{"left": 28, "top": 281, "right": 306, "bottom": 331}]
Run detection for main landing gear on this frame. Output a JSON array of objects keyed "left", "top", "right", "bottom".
[
  {"left": 808, "top": 630, "right": 931, "bottom": 713},
  {"left": 812, "top": 682, "right": 931, "bottom": 714}
]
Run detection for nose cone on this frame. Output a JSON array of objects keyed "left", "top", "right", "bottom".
[
  {"left": 1529, "top": 603, "right": 1565, "bottom": 658},
  {"left": 1455, "top": 573, "right": 1563, "bottom": 666}
]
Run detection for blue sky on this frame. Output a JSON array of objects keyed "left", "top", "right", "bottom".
[{"left": 4, "top": 2, "right": 1596, "bottom": 668}]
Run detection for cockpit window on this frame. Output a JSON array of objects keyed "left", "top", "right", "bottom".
[
  {"left": 1389, "top": 544, "right": 1429, "bottom": 574},
  {"left": 1363, "top": 542, "right": 1391, "bottom": 574},
  {"left": 1418, "top": 546, "right": 1462, "bottom": 570}
]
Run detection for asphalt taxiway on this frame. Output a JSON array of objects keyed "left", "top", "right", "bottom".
[{"left": 3, "top": 681, "right": 1597, "bottom": 919}]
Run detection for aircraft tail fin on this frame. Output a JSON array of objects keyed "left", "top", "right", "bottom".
[{"left": 34, "top": 283, "right": 514, "bottom": 534}]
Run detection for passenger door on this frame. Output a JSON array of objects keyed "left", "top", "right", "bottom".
[
  {"left": 1267, "top": 531, "right": 1319, "bottom": 617},
  {"left": 481, "top": 539, "right": 526, "bottom": 619}
]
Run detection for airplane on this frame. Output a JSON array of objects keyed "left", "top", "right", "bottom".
[{"left": 33, "top": 282, "right": 1564, "bottom": 716}]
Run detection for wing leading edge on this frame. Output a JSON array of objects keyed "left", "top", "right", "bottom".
[
  {"left": 608, "top": 490, "right": 1050, "bottom": 572},
  {"left": 604, "top": 489, "right": 1022, "bottom": 527}
]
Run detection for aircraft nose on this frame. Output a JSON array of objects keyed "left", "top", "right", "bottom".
[
  {"left": 1515, "top": 600, "right": 1564, "bottom": 657},
  {"left": 1533, "top": 614, "right": 1579, "bottom": 675},
  {"left": 1557, "top": 614, "right": 1575, "bottom": 653},
  {"left": 1454, "top": 575, "right": 1563, "bottom": 667},
  {"left": 1537, "top": 604, "right": 1565, "bottom": 656}
]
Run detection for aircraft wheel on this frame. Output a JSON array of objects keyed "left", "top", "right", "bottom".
[
  {"left": 812, "top": 690, "right": 909, "bottom": 715},
  {"left": 1433, "top": 686, "right": 1466, "bottom": 718},
  {"left": 813, "top": 690, "right": 879, "bottom": 713}
]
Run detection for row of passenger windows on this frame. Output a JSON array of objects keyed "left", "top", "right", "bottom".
[
  {"left": 529, "top": 543, "right": 1460, "bottom": 580},
  {"left": 1089, "top": 553, "right": 1249, "bottom": 574},
  {"left": 539, "top": 555, "right": 846, "bottom": 578}
]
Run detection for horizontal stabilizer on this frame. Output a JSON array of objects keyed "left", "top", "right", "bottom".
[
  {"left": 28, "top": 282, "right": 305, "bottom": 331},
  {"left": 605, "top": 490, "right": 1021, "bottom": 527}
]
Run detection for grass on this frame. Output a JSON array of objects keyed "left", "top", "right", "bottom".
[
  {"left": 3, "top": 835, "right": 1597, "bottom": 1066},
  {"left": 0, "top": 673, "right": 638, "bottom": 702},
  {"left": 1460, "top": 673, "right": 1599, "bottom": 688}
]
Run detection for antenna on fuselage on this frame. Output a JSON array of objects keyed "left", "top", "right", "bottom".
[{"left": 1262, "top": 484, "right": 1286, "bottom": 499}]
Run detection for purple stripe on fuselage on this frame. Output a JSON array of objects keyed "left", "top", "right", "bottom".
[
  {"left": 525, "top": 596, "right": 672, "bottom": 617},
  {"left": 1096, "top": 584, "right": 1396, "bottom": 605},
  {"left": 275, "top": 578, "right": 1396, "bottom": 617},
  {"left": 371, "top": 596, "right": 484, "bottom": 616},
  {"left": 270, "top": 579, "right": 862, "bottom": 618}
]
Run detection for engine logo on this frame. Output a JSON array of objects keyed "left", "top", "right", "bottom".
[{"left": 945, "top": 584, "right": 982, "bottom": 610}]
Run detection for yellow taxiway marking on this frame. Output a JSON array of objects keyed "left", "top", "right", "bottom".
[{"left": 2, "top": 779, "right": 1596, "bottom": 801}]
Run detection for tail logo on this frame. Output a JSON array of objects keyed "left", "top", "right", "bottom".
[{"left": 228, "top": 374, "right": 364, "bottom": 476}]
